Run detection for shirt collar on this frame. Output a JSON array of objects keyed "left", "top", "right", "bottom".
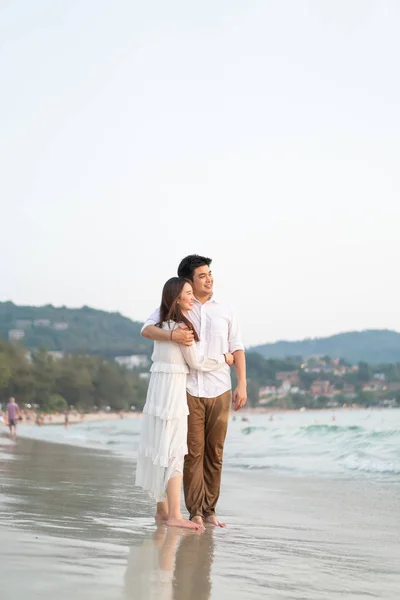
[{"left": 193, "top": 295, "right": 219, "bottom": 305}]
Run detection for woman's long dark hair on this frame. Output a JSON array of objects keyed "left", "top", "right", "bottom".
[{"left": 156, "top": 277, "right": 199, "bottom": 342}]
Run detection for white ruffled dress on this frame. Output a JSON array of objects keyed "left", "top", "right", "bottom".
[{"left": 135, "top": 321, "right": 226, "bottom": 502}]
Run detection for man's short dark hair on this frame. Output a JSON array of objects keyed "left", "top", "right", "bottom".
[{"left": 177, "top": 254, "right": 212, "bottom": 281}]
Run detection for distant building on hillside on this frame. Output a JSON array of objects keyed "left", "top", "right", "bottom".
[
  {"left": 379, "top": 398, "right": 397, "bottom": 408},
  {"left": 362, "top": 381, "right": 387, "bottom": 392},
  {"left": 33, "top": 319, "right": 51, "bottom": 327},
  {"left": 373, "top": 373, "right": 386, "bottom": 381},
  {"left": 259, "top": 386, "right": 277, "bottom": 398},
  {"left": 304, "top": 366, "right": 322, "bottom": 374},
  {"left": 15, "top": 320, "right": 32, "bottom": 328},
  {"left": 387, "top": 382, "right": 400, "bottom": 392},
  {"left": 259, "top": 380, "right": 295, "bottom": 401},
  {"left": 279, "top": 380, "right": 292, "bottom": 396},
  {"left": 53, "top": 322, "right": 69, "bottom": 331},
  {"left": 326, "top": 400, "right": 339, "bottom": 407},
  {"left": 115, "top": 355, "right": 149, "bottom": 369},
  {"left": 276, "top": 371, "right": 299, "bottom": 384},
  {"left": 310, "top": 380, "right": 334, "bottom": 397},
  {"left": 342, "top": 384, "right": 356, "bottom": 398},
  {"left": 305, "top": 365, "right": 335, "bottom": 374},
  {"left": 333, "top": 366, "right": 349, "bottom": 376},
  {"left": 8, "top": 329, "right": 25, "bottom": 341}
]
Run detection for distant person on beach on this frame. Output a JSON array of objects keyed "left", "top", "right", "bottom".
[
  {"left": 141, "top": 254, "right": 247, "bottom": 528},
  {"left": 6, "top": 397, "right": 20, "bottom": 436},
  {"left": 136, "top": 277, "right": 235, "bottom": 531}
]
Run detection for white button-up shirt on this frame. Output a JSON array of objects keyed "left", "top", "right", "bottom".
[{"left": 141, "top": 298, "right": 244, "bottom": 398}]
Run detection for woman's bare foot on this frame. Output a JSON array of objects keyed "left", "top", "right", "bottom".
[
  {"left": 155, "top": 511, "right": 168, "bottom": 523},
  {"left": 155, "top": 500, "right": 169, "bottom": 523},
  {"left": 205, "top": 515, "right": 226, "bottom": 528},
  {"left": 167, "top": 516, "right": 202, "bottom": 530}
]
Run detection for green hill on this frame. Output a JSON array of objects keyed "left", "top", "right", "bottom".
[
  {"left": 2, "top": 302, "right": 400, "bottom": 365},
  {"left": 0, "top": 301, "right": 151, "bottom": 357},
  {"left": 249, "top": 329, "right": 400, "bottom": 364}
]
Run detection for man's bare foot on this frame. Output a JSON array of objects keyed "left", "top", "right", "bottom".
[
  {"left": 191, "top": 515, "right": 205, "bottom": 530},
  {"left": 205, "top": 515, "right": 226, "bottom": 528},
  {"left": 167, "top": 517, "right": 202, "bottom": 530}
]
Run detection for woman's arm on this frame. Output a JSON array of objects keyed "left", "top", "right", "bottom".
[{"left": 180, "top": 344, "right": 231, "bottom": 372}]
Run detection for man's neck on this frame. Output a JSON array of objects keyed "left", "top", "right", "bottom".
[{"left": 194, "top": 293, "right": 213, "bottom": 305}]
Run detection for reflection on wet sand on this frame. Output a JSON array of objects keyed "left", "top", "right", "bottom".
[
  {"left": 2, "top": 434, "right": 400, "bottom": 600},
  {"left": 125, "top": 526, "right": 214, "bottom": 600}
]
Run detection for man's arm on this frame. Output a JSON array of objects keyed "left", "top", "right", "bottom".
[
  {"left": 141, "top": 308, "right": 194, "bottom": 345},
  {"left": 142, "top": 324, "right": 194, "bottom": 346},
  {"left": 232, "top": 350, "right": 247, "bottom": 411},
  {"left": 227, "top": 307, "right": 247, "bottom": 410}
]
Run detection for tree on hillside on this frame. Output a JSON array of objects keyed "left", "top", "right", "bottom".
[
  {"left": 0, "top": 339, "right": 148, "bottom": 413},
  {"left": 357, "top": 362, "right": 371, "bottom": 382}
]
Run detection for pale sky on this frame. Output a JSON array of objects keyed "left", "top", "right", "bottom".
[{"left": 1, "top": 0, "right": 399, "bottom": 347}]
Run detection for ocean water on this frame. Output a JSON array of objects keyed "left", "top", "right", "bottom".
[
  {"left": 2, "top": 409, "right": 400, "bottom": 599},
  {"left": 14, "top": 408, "right": 400, "bottom": 481}
]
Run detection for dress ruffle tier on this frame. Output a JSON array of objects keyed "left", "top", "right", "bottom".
[{"left": 135, "top": 364, "right": 188, "bottom": 502}]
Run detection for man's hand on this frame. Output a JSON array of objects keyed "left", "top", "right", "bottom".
[
  {"left": 171, "top": 326, "right": 194, "bottom": 346},
  {"left": 224, "top": 352, "right": 235, "bottom": 366},
  {"left": 233, "top": 382, "right": 247, "bottom": 411}
]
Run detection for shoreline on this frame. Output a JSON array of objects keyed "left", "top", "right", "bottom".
[
  {"left": 10, "top": 403, "right": 383, "bottom": 428},
  {"left": 1, "top": 433, "right": 400, "bottom": 599}
]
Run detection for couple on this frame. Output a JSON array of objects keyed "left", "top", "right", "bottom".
[{"left": 135, "top": 254, "right": 247, "bottom": 531}]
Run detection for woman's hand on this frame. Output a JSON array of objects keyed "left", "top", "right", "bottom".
[{"left": 224, "top": 352, "right": 234, "bottom": 366}]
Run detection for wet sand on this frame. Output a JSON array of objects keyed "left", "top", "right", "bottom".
[
  {"left": 17, "top": 410, "right": 142, "bottom": 426},
  {"left": 1, "top": 433, "right": 399, "bottom": 599}
]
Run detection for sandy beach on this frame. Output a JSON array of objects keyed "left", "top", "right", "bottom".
[
  {"left": 1, "top": 426, "right": 400, "bottom": 600},
  {"left": 8, "top": 405, "right": 365, "bottom": 429},
  {"left": 9, "top": 410, "right": 142, "bottom": 427}
]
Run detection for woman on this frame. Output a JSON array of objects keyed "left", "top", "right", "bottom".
[{"left": 135, "top": 277, "right": 234, "bottom": 531}]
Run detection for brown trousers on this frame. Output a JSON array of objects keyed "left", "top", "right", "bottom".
[{"left": 183, "top": 390, "right": 232, "bottom": 519}]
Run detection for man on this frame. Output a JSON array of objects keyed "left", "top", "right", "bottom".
[
  {"left": 141, "top": 254, "right": 247, "bottom": 527},
  {"left": 6, "top": 397, "right": 20, "bottom": 436}
]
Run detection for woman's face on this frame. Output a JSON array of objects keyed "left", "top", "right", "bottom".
[{"left": 178, "top": 282, "right": 195, "bottom": 311}]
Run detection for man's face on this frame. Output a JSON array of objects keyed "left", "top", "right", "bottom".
[{"left": 192, "top": 265, "right": 214, "bottom": 298}]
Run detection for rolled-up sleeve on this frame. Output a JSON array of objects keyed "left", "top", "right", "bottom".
[
  {"left": 140, "top": 308, "right": 161, "bottom": 335},
  {"left": 180, "top": 344, "right": 226, "bottom": 372},
  {"left": 228, "top": 307, "right": 245, "bottom": 353}
]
